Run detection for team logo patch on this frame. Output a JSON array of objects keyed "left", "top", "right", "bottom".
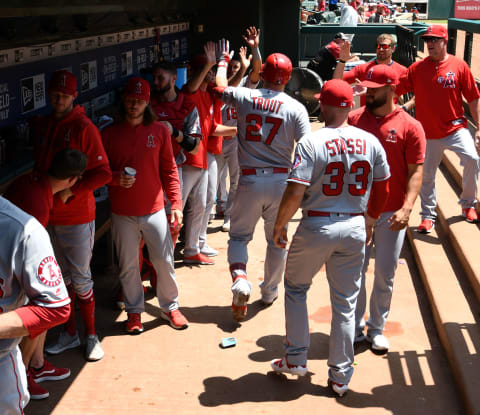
[
  {"left": 386, "top": 128, "right": 398, "bottom": 143},
  {"left": 37, "top": 256, "right": 63, "bottom": 287},
  {"left": 443, "top": 71, "right": 456, "bottom": 89},
  {"left": 292, "top": 153, "right": 302, "bottom": 169},
  {"left": 146, "top": 134, "right": 156, "bottom": 148}
]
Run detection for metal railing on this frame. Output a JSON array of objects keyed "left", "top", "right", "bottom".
[{"left": 299, "top": 22, "right": 428, "bottom": 66}]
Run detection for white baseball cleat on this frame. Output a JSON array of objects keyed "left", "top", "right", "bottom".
[
  {"left": 328, "top": 379, "right": 348, "bottom": 397},
  {"left": 222, "top": 219, "right": 230, "bottom": 232},
  {"left": 270, "top": 357, "right": 308, "bottom": 376},
  {"left": 85, "top": 334, "right": 104, "bottom": 361},
  {"left": 367, "top": 333, "right": 389, "bottom": 351},
  {"left": 231, "top": 277, "right": 252, "bottom": 321},
  {"left": 200, "top": 244, "right": 219, "bottom": 257}
]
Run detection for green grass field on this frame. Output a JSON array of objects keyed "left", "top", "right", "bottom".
[{"left": 423, "top": 19, "right": 448, "bottom": 24}]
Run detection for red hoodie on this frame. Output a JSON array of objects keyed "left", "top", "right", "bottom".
[
  {"left": 101, "top": 121, "right": 182, "bottom": 216},
  {"left": 33, "top": 105, "right": 112, "bottom": 225}
]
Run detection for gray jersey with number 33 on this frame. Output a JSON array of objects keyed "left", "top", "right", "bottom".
[{"left": 289, "top": 126, "right": 390, "bottom": 213}]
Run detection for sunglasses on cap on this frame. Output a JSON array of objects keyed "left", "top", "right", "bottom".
[
  {"left": 376, "top": 44, "right": 392, "bottom": 50},
  {"left": 423, "top": 37, "right": 442, "bottom": 43}
]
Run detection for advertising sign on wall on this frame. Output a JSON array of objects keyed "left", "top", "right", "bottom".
[{"left": 455, "top": 0, "right": 480, "bottom": 18}]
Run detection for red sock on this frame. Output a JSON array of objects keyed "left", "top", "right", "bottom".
[
  {"left": 65, "top": 285, "right": 77, "bottom": 336},
  {"left": 78, "top": 291, "right": 96, "bottom": 336}
]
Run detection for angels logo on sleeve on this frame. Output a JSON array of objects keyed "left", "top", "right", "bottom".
[
  {"left": 37, "top": 256, "right": 63, "bottom": 287},
  {"left": 292, "top": 153, "right": 302, "bottom": 170}
]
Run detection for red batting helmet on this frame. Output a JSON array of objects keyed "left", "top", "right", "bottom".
[{"left": 261, "top": 53, "right": 292, "bottom": 85}]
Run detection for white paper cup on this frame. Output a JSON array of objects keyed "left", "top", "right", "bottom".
[{"left": 124, "top": 167, "right": 136, "bottom": 177}]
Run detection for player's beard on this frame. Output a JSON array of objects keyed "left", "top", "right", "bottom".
[
  {"left": 53, "top": 103, "right": 74, "bottom": 120},
  {"left": 153, "top": 84, "right": 171, "bottom": 96},
  {"left": 365, "top": 93, "right": 387, "bottom": 110},
  {"left": 126, "top": 107, "right": 144, "bottom": 120}
]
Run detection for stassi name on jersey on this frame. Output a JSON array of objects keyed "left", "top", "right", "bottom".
[
  {"left": 251, "top": 97, "right": 284, "bottom": 114},
  {"left": 325, "top": 138, "right": 367, "bottom": 157}
]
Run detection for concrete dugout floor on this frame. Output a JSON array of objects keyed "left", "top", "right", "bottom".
[{"left": 28, "top": 206, "right": 462, "bottom": 415}]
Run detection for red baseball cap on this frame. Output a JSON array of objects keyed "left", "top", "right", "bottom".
[
  {"left": 422, "top": 25, "right": 448, "bottom": 41},
  {"left": 49, "top": 70, "right": 77, "bottom": 95},
  {"left": 124, "top": 77, "right": 150, "bottom": 102},
  {"left": 357, "top": 64, "right": 398, "bottom": 88},
  {"left": 314, "top": 79, "right": 354, "bottom": 108}
]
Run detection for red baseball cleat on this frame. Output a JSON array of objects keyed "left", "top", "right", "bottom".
[
  {"left": 27, "top": 372, "right": 49, "bottom": 400},
  {"left": 126, "top": 313, "right": 144, "bottom": 334},
  {"left": 462, "top": 207, "right": 479, "bottom": 223},
  {"left": 160, "top": 309, "right": 189, "bottom": 330},
  {"left": 183, "top": 253, "right": 214, "bottom": 265},
  {"left": 417, "top": 219, "right": 434, "bottom": 234},
  {"left": 30, "top": 360, "right": 70, "bottom": 383}
]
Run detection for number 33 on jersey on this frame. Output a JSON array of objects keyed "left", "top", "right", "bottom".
[{"left": 289, "top": 126, "right": 390, "bottom": 213}]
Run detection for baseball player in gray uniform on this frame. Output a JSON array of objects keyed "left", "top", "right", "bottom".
[
  {"left": 270, "top": 79, "right": 390, "bottom": 397},
  {"left": 217, "top": 42, "right": 262, "bottom": 232},
  {"left": 215, "top": 53, "right": 311, "bottom": 322},
  {"left": 0, "top": 197, "right": 70, "bottom": 414}
]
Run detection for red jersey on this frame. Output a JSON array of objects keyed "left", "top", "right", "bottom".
[
  {"left": 151, "top": 91, "right": 202, "bottom": 160},
  {"left": 4, "top": 173, "right": 52, "bottom": 227},
  {"left": 182, "top": 84, "right": 219, "bottom": 169},
  {"left": 344, "top": 60, "right": 407, "bottom": 106},
  {"left": 326, "top": 41, "right": 341, "bottom": 61},
  {"left": 207, "top": 99, "right": 224, "bottom": 155},
  {"left": 397, "top": 54, "right": 480, "bottom": 139},
  {"left": 349, "top": 106, "right": 426, "bottom": 212},
  {"left": 33, "top": 105, "right": 112, "bottom": 225},
  {"left": 101, "top": 121, "right": 181, "bottom": 216}
]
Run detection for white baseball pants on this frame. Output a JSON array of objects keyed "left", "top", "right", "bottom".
[{"left": 420, "top": 128, "right": 479, "bottom": 219}]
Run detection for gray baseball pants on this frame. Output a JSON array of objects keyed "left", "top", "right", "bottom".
[
  {"left": 199, "top": 152, "right": 218, "bottom": 250},
  {"left": 420, "top": 128, "right": 479, "bottom": 220},
  {"left": 0, "top": 347, "right": 29, "bottom": 415},
  {"left": 355, "top": 211, "right": 406, "bottom": 337},
  {"left": 181, "top": 165, "right": 208, "bottom": 257},
  {"left": 283, "top": 215, "right": 365, "bottom": 385},
  {"left": 47, "top": 221, "right": 95, "bottom": 297},
  {"left": 111, "top": 210, "right": 179, "bottom": 313},
  {"left": 228, "top": 171, "right": 288, "bottom": 302},
  {"left": 216, "top": 139, "right": 239, "bottom": 219}
]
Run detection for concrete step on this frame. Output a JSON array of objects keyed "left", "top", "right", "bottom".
[
  {"left": 435, "top": 163, "right": 480, "bottom": 304},
  {"left": 407, "top": 185, "right": 480, "bottom": 415}
]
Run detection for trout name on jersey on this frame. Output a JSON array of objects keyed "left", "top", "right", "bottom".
[
  {"left": 325, "top": 138, "right": 367, "bottom": 157},
  {"left": 251, "top": 97, "right": 284, "bottom": 114},
  {"left": 37, "top": 256, "right": 63, "bottom": 287}
]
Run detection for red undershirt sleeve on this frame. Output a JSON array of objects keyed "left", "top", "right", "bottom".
[
  {"left": 367, "top": 179, "right": 390, "bottom": 219},
  {"left": 15, "top": 303, "right": 71, "bottom": 339}
]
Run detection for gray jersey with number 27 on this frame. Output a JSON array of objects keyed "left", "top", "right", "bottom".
[{"left": 220, "top": 86, "right": 311, "bottom": 169}]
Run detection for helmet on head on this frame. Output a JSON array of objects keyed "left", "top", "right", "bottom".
[{"left": 261, "top": 53, "right": 292, "bottom": 85}]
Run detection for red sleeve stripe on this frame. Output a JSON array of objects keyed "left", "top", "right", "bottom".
[
  {"left": 373, "top": 174, "right": 391, "bottom": 182},
  {"left": 288, "top": 178, "right": 310, "bottom": 185},
  {"left": 32, "top": 297, "right": 70, "bottom": 305}
]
